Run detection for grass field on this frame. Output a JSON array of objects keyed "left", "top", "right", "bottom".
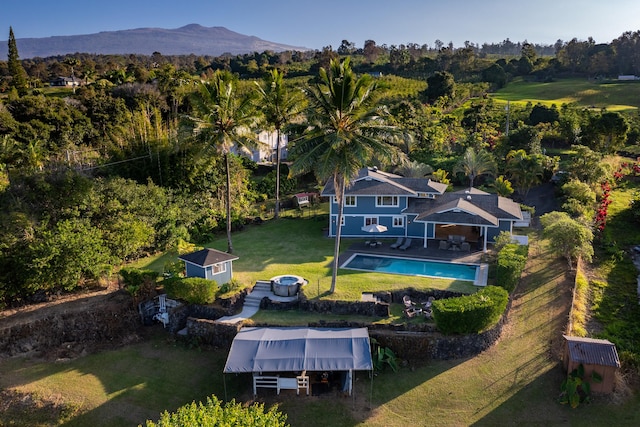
[{"left": 490, "top": 78, "right": 640, "bottom": 111}]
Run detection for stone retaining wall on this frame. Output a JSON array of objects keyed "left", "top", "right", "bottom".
[{"left": 0, "top": 291, "right": 141, "bottom": 358}]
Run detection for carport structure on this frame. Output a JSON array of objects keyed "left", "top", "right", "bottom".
[{"left": 223, "top": 327, "right": 373, "bottom": 396}]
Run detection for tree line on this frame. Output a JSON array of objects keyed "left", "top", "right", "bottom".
[{"left": 1, "top": 25, "right": 640, "bottom": 307}]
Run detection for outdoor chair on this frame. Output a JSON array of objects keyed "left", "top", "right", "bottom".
[
  {"left": 399, "top": 238, "right": 412, "bottom": 251},
  {"left": 461, "top": 242, "right": 471, "bottom": 252},
  {"left": 390, "top": 237, "right": 405, "bottom": 249},
  {"left": 402, "top": 295, "right": 413, "bottom": 308},
  {"left": 439, "top": 240, "right": 449, "bottom": 250},
  {"left": 404, "top": 306, "right": 422, "bottom": 318}
]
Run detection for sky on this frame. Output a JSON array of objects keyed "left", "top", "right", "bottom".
[{"left": 3, "top": 0, "right": 640, "bottom": 50}]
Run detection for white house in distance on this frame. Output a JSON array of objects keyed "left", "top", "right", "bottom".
[{"left": 249, "top": 130, "right": 289, "bottom": 163}]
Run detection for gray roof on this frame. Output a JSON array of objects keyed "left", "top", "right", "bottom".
[
  {"left": 178, "top": 248, "right": 238, "bottom": 267},
  {"left": 223, "top": 327, "right": 373, "bottom": 373},
  {"left": 563, "top": 335, "right": 620, "bottom": 368},
  {"left": 321, "top": 167, "right": 447, "bottom": 197},
  {"left": 406, "top": 191, "right": 523, "bottom": 224}
]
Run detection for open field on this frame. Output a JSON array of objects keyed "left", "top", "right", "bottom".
[{"left": 490, "top": 78, "right": 640, "bottom": 111}]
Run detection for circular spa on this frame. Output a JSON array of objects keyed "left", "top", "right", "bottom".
[{"left": 270, "top": 275, "right": 306, "bottom": 297}]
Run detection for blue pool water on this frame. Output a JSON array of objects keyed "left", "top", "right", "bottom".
[{"left": 341, "top": 253, "right": 477, "bottom": 282}]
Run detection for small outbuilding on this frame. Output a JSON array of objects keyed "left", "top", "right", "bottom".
[
  {"left": 178, "top": 248, "right": 238, "bottom": 284},
  {"left": 563, "top": 335, "right": 620, "bottom": 394}
]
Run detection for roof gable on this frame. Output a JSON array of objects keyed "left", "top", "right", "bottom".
[
  {"left": 178, "top": 248, "right": 238, "bottom": 267},
  {"left": 321, "top": 167, "right": 447, "bottom": 197}
]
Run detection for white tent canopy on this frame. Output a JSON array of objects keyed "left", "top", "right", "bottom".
[{"left": 223, "top": 327, "right": 373, "bottom": 373}]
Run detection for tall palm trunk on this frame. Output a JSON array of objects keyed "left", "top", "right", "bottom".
[
  {"left": 274, "top": 127, "right": 282, "bottom": 219},
  {"left": 330, "top": 175, "right": 345, "bottom": 294},
  {"left": 224, "top": 152, "right": 234, "bottom": 253}
]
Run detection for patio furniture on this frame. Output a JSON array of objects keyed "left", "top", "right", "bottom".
[
  {"left": 390, "top": 237, "right": 405, "bottom": 249},
  {"left": 439, "top": 240, "right": 450, "bottom": 250},
  {"left": 402, "top": 295, "right": 413, "bottom": 308},
  {"left": 460, "top": 242, "right": 471, "bottom": 252},
  {"left": 399, "top": 238, "right": 412, "bottom": 251}
]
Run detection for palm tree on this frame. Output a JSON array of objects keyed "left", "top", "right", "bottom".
[
  {"left": 505, "top": 149, "right": 545, "bottom": 198},
  {"left": 290, "top": 57, "right": 400, "bottom": 293},
  {"left": 254, "top": 69, "right": 304, "bottom": 218},
  {"left": 187, "top": 70, "right": 259, "bottom": 253},
  {"left": 453, "top": 147, "right": 496, "bottom": 188}
]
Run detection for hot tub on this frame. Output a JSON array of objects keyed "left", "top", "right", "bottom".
[{"left": 270, "top": 275, "right": 306, "bottom": 297}]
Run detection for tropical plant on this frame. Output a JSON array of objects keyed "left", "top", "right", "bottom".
[
  {"left": 290, "top": 57, "right": 401, "bottom": 293},
  {"left": 255, "top": 69, "right": 305, "bottom": 218},
  {"left": 370, "top": 338, "right": 398, "bottom": 372},
  {"left": 453, "top": 147, "right": 496, "bottom": 188},
  {"left": 186, "top": 70, "right": 259, "bottom": 253},
  {"left": 559, "top": 363, "right": 603, "bottom": 408},
  {"left": 492, "top": 175, "right": 514, "bottom": 197},
  {"left": 505, "top": 149, "right": 545, "bottom": 198}
]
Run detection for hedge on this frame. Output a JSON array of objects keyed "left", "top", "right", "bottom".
[
  {"left": 432, "top": 286, "right": 509, "bottom": 334},
  {"left": 163, "top": 277, "right": 217, "bottom": 304},
  {"left": 496, "top": 243, "right": 528, "bottom": 293}
]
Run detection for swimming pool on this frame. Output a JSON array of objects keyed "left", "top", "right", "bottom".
[{"left": 341, "top": 253, "right": 480, "bottom": 283}]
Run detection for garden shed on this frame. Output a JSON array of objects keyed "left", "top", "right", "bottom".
[
  {"left": 224, "top": 327, "right": 373, "bottom": 396},
  {"left": 178, "top": 248, "right": 238, "bottom": 284},
  {"left": 562, "top": 335, "right": 620, "bottom": 394}
]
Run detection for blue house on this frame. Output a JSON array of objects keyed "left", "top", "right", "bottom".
[
  {"left": 178, "top": 248, "right": 238, "bottom": 284},
  {"left": 321, "top": 167, "right": 523, "bottom": 251}
]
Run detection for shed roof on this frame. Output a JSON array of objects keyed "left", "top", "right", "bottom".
[
  {"left": 563, "top": 335, "right": 621, "bottom": 368},
  {"left": 223, "top": 327, "right": 373, "bottom": 373},
  {"left": 178, "top": 248, "right": 238, "bottom": 267}
]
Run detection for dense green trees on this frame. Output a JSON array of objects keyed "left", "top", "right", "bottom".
[{"left": 7, "top": 27, "right": 28, "bottom": 96}]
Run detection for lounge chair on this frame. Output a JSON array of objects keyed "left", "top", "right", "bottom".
[
  {"left": 390, "top": 237, "right": 405, "bottom": 249},
  {"left": 399, "top": 238, "right": 412, "bottom": 251}
]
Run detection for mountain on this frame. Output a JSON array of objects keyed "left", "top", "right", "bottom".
[{"left": 3, "top": 24, "right": 309, "bottom": 58}]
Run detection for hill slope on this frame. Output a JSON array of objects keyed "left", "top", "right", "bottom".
[{"left": 3, "top": 24, "right": 308, "bottom": 58}]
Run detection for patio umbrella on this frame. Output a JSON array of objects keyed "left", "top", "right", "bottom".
[{"left": 361, "top": 224, "right": 388, "bottom": 242}]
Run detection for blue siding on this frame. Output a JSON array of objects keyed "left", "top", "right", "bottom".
[
  {"left": 329, "top": 195, "right": 410, "bottom": 237},
  {"left": 184, "top": 260, "right": 234, "bottom": 285},
  {"left": 487, "top": 220, "right": 512, "bottom": 241}
]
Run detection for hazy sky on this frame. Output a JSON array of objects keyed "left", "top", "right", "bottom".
[{"left": 3, "top": 0, "right": 640, "bottom": 50}]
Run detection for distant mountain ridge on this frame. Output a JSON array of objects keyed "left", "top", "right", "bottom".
[{"left": 3, "top": 24, "right": 309, "bottom": 58}]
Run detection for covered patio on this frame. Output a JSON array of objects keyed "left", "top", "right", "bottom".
[{"left": 223, "top": 327, "right": 373, "bottom": 397}]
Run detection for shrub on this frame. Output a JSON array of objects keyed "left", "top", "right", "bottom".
[
  {"left": 142, "top": 395, "right": 287, "bottom": 427},
  {"left": 120, "top": 268, "right": 159, "bottom": 299},
  {"left": 163, "top": 277, "right": 217, "bottom": 304},
  {"left": 496, "top": 243, "right": 528, "bottom": 293},
  {"left": 432, "top": 286, "right": 509, "bottom": 334}
]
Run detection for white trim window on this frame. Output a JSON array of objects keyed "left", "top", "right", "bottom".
[
  {"left": 392, "top": 216, "right": 404, "bottom": 227},
  {"left": 364, "top": 216, "right": 378, "bottom": 226},
  {"left": 345, "top": 195, "right": 357, "bottom": 206},
  {"left": 376, "top": 196, "right": 399, "bottom": 207},
  {"left": 212, "top": 263, "right": 226, "bottom": 274}
]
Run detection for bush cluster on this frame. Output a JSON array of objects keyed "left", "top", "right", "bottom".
[
  {"left": 496, "top": 243, "right": 528, "bottom": 293},
  {"left": 432, "top": 286, "right": 509, "bottom": 334},
  {"left": 162, "top": 277, "right": 217, "bottom": 305}
]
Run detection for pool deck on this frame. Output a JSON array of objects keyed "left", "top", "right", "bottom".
[{"left": 339, "top": 238, "right": 491, "bottom": 286}]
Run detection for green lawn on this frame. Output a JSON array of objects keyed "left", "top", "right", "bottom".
[
  {"left": 131, "top": 213, "right": 477, "bottom": 301},
  {"left": 490, "top": 78, "right": 640, "bottom": 111}
]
